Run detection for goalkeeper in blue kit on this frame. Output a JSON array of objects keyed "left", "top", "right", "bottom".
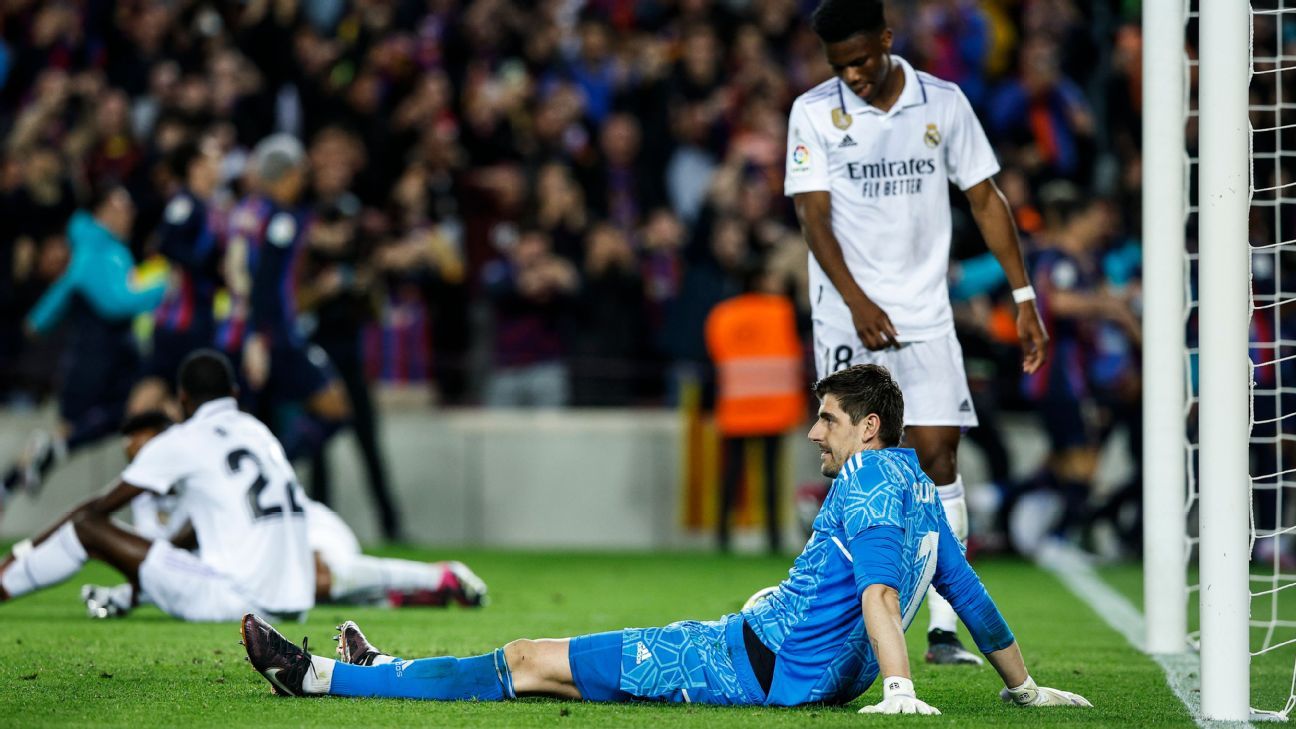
[{"left": 241, "top": 364, "right": 1090, "bottom": 714}]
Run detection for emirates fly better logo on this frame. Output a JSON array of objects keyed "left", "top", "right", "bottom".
[{"left": 846, "top": 156, "right": 937, "bottom": 198}]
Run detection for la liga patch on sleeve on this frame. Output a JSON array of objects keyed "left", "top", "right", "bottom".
[{"left": 789, "top": 144, "right": 812, "bottom": 177}]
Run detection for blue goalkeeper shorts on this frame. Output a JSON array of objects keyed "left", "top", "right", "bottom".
[{"left": 566, "top": 614, "right": 767, "bottom": 705}]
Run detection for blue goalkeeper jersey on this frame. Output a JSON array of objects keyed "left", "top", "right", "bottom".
[{"left": 740, "top": 447, "right": 1012, "bottom": 706}]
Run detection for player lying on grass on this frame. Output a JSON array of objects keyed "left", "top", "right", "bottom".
[
  {"left": 79, "top": 410, "right": 486, "bottom": 616},
  {"left": 241, "top": 364, "right": 1091, "bottom": 713},
  {"left": 0, "top": 350, "right": 314, "bottom": 622}
]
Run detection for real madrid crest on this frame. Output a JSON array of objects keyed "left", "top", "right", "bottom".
[
  {"left": 924, "top": 123, "right": 941, "bottom": 148},
  {"left": 832, "top": 108, "right": 853, "bottom": 131}
]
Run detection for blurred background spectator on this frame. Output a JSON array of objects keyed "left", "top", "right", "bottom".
[
  {"left": 482, "top": 227, "right": 578, "bottom": 407},
  {"left": 706, "top": 263, "right": 805, "bottom": 554},
  {"left": 0, "top": 0, "right": 1156, "bottom": 556}
]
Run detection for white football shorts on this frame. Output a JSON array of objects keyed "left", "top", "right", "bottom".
[
  {"left": 138, "top": 540, "right": 262, "bottom": 622},
  {"left": 812, "top": 321, "right": 978, "bottom": 428},
  {"left": 305, "top": 499, "right": 362, "bottom": 572}
]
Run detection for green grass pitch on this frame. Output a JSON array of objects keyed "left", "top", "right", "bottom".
[
  {"left": 1101, "top": 564, "right": 1296, "bottom": 715},
  {"left": 0, "top": 548, "right": 1195, "bottom": 727}
]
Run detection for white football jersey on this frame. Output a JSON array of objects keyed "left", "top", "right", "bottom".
[
  {"left": 121, "top": 397, "right": 313, "bottom": 613},
  {"left": 129, "top": 492, "right": 187, "bottom": 542},
  {"left": 784, "top": 56, "right": 1000, "bottom": 342}
]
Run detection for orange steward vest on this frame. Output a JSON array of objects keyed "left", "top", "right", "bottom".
[{"left": 704, "top": 293, "right": 806, "bottom": 436}]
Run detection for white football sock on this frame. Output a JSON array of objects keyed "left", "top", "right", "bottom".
[
  {"left": 936, "top": 476, "right": 966, "bottom": 512},
  {"left": 327, "top": 555, "right": 448, "bottom": 602},
  {"left": 303, "top": 655, "right": 336, "bottom": 694},
  {"left": 928, "top": 476, "right": 967, "bottom": 635},
  {"left": 926, "top": 586, "right": 959, "bottom": 634},
  {"left": 1, "top": 522, "right": 88, "bottom": 599}
]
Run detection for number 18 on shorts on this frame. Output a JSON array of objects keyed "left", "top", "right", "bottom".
[{"left": 813, "top": 322, "right": 979, "bottom": 429}]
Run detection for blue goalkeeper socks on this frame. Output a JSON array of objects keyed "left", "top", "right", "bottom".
[{"left": 329, "top": 649, "right": 517, "bottom": 700}]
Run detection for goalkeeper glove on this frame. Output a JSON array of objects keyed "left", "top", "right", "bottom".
[
  {"left": 858, "top": 676, "right": 941, "bottom": 715},
  {"left": 999, "top": 675, "right": 1093, "bottom": 707}
]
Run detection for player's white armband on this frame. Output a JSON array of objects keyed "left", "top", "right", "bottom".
[{"left": 1012, "top": 285, "right": 1037, "bottom": 304}]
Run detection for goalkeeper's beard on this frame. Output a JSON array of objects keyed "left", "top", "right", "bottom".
[{"left": 819, "top": 448, "right": 842, "bottom": 478}]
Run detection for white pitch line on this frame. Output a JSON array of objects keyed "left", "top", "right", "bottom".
[{"left": 1035, "top": 541, "right": 1255, "bottom": 729}]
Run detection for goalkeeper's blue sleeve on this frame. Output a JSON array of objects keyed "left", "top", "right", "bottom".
[
  {"left": 930, "top": 519, "right": 1015, "bottom": 653},
  {"left": 849, "top": 526, "right": 904, "bottom": 595}
]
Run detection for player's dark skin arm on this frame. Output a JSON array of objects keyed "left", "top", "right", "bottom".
[
  {"left": 793, "top": 185, "right": 1012, "bottom": 482},
  {"left": 794, "top": 190, "right": 899, "bottom": 349},
  {"left": 170, "top": 520, "right": 198, "bottom": 550},
  {"left": 963, "top": 179, "right": 1048, "bottom": 374},
  {"left": 0, "top": 480, "right": 152, "bottom": 599},
  {"left": 21, "top": 480, "right": 145, "bottom": 548},
  {"left": 903, "top": 426, "right": 961, "bottom": 486}
]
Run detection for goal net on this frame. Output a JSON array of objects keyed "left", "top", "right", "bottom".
[
  {"left": 1171, "top": 1, "right": 1296, "bottom": 720},
  {"left": 1242, "top": 2, "right": 1296, "bottom": 718}
]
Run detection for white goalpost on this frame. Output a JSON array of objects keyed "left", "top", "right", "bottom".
[
  {"left": 1196, "top": 0, "right": 1252, "bottom": 721},
  {"left": 1145, "top": 0, "right": 1296, "bottom": 721},
  {"left": 1141, "top": 0, "right": 1187, "bottom": 660}
]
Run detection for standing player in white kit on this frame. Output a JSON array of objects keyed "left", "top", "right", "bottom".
[{"left": 786, "top": 0, "right": 1048, "bottom": 664}]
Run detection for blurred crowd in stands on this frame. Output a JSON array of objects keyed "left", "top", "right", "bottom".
[{"left": 0, "top": 0, "right": 1156, "bottom": 553}]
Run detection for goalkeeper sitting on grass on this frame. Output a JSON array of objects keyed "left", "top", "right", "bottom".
[{"left": 241, "top": 364, "right": 1091, "bottom": 714}]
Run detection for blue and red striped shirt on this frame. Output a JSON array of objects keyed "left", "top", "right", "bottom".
[
  {"left": 154, "top": 190, "right": 222, "bottom": 337},
  {"left": 218, "top": 195, "right": 309, "bottom": 352}
]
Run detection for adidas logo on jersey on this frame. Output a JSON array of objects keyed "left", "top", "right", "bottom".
[
  {"left": 838, "top": 134, "right": 857, "bottom": 148},
  {"left": 635, "top": 642, "right": 653, "bottom": 665},
  {"left": 959, "top": 399, "right": 971, "bottom": 413}
]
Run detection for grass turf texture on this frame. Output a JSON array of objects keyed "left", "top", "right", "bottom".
[
  {"left": 1101, "top": 563, "right": 1296, "bottom": 715},
  {"left": 0, "top": 549, "right": 1193, "bottom": 728}
]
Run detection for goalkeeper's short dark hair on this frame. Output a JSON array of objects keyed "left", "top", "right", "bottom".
[
  {"left": 813, "top": 364, "right": 905, "bottom": 447},
  {"left": 811, "top": 0, "right": 887, "bottom": 44},
  {"left": 178, "top": 349, "right": 237, "bottom": 404}
]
